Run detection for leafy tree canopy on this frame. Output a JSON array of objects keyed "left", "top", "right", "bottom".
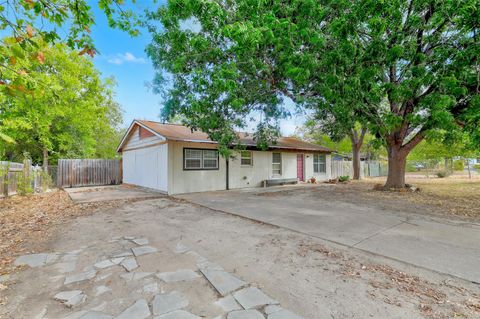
[
  {"left": 0, "top": 39, "right": 123, "bottom": 163},
  {"left": 147, "top": 0, "right": 479, "bottom": 187},
  {"left": 1, "top": 0, "right": 142, "bottom": 95}
]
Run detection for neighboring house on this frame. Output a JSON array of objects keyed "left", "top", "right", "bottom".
[{"left": 117, "top": 120, "right": 333, "bottom": 194}]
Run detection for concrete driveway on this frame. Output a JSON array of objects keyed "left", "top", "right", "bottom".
[{"left": 178, "top": 185, "right": 480, "bottom": 283}]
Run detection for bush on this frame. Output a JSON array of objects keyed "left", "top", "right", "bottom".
[
  {"left": 436, "top": 170, "right": 450, "bottom": 178},
  {"left": 406, "top": 162, "right": 417, "bottom": 172},
  {"left": 339, "top": 175, "right": 350, "bottom": 182},
  {"left": 473, "top": 164, "right": 480, "bottom": 171},
  {"left": 453, "top": 160, "right": 464, "bottom": 171}
]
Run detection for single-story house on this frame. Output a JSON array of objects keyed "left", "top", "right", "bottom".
[{"left": 117, "top": 120, "right": 333, "bottom": 194}]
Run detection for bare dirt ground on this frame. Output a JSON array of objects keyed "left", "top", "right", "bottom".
[{"left": 1, "top": 189, "right": 479, "bottom": 318}]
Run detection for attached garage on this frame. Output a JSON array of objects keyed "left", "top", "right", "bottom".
[{"left": 119, "top": 124, "right": 168, "bottom": 193}]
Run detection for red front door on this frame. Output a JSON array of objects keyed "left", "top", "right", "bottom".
[{"left": 297, "top": 154, "right": 304, "bottom": 181}]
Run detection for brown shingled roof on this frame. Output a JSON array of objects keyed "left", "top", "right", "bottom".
[{"left": 122, "top": 120, "right": 331, "bottom": 153}]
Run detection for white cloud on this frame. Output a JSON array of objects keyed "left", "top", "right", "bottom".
[{"left": 107, "top": 52, "right": 146, "bottom": 65}]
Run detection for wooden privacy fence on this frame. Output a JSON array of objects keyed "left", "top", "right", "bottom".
[
  {"left": 57, "top": 159, "right": 122, "bottom": 188},
  {"left": 0, "top": 161, "right": 45, "bottom": 197}
]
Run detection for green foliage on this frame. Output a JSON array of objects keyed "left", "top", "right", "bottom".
[
  {"left": 0, "top": 40, "right": 124, "bottom": 164},
  {"left": 406, "top": 162, "right": 417, "bottom": 173},
  {"left": 0, "top": 0, "right": 142, "bottom": 96},
  {"left": 453, "top": 160, "right": 465, "bottom": 171},
  {"left": 436, "top": 171, "right": 450, "bottom": 178},
  {"left": 473, "top": 164, "right": 480, "bottom": 171},
  {"left": 339, "top": 176, "right": 350, "bottom": 182},
  {"left": 146, "top": 0, "right": 480, "bottom": 187}
]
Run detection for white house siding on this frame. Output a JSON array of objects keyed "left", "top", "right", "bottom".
[
  {"left": 122, "top": 126, "right": 161, "bottom": 150},
  {"left": 122, "top": 126, "right": 168, "bottom": 192},
  {"left": 168, "top": 141, "right": 227, "bottom": 194},
  {"left": 229, "top": 151, "right": 331, "bottom": 189},
  {"left": 304, "top": 153, "right": 332, "bottom": 181}
]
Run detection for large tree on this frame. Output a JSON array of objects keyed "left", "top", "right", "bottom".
[
  {"left": 146, "top": 0, "right": 479, "bottom": 188},
  {"left": 0, "top": 40, "right": 123, "bottom": 166},
  {"left": 1, "top": 0, "right": 141, "bottom": 96}
]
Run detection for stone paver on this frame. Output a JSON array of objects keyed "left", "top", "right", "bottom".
[
  {"left": 154, "top": 310, "right": 201, "bottom": 319},
  {"left": 14, "top": 253, "right": 49, "bottom": 267},
  {"left": 95, "top": 285, "right": 111, "bottom": 296},
  {"left": 227, "top": 310, "right": 265, "bottom": 319},
  {"left": 142, "top": 282, "right": 159, "bottom": 294},
  {"left": 54, "top": 290, "right": 86, "bottom": 307},
  {"left": 45, "top": 253, "right": 60, "bottom": 264},
  {"left": 111, "top": 257, "right": 125, "bottom": 265},
  {"left": 233, "top": 287, "right": 278, "bottom": 309},
  {"left": 132, "top": 238, "right": 149, "bottom": 245},
  {"left": 111, "top": 251, "right": 133, "bottom": 258},
  {"left": 120, "top": 272, "right": 153, "bottom": 281},
  {"left": 173, "top": 243, "right": 190, "bottom": 254},
  {"left": 78, "top": 310, "right": 114, "bottom": 319},
  {"left": 131, "top": 245, "right": 158, "bottom": 257},
  {"left": 64, "top": 270, "right": 97, "bottom": 285},
  {"left": 264, "top": 305, "right": 283, "bottom": 315},
  {"left": 200, "top": 268, "right": 246, "bottom": 296},
  {"left": 215, "top": 295, "right": 242, "bottom": 312},
  {"left": 197, "top": 260, "right": 223, "bottom": 271},
  {"left": 152, "top": 291, "right": 189, "bottom": 315},
  {"left": 94, "top": 260, "right": 115, "bottom": 269},
  {"left": 64, "top": 310, "right": 87, "bottom": 319},
  {"left": 267, "top": 309, "right": 304, "bottom": 319},
  {"left": 157, "top": 269, "right": 200, "bottom": 283},
  {"left": 120, "top": 257, "right": 138, "bottom": 272},
  {"left": 116, "top": 299, "right": 150, "bottom": 319}
]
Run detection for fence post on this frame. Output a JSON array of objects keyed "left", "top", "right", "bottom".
[
  {"left": 2, "top": 162, "right": 9, "bottom": 197},
  {"left": 23, "top": 159, "right": 31, "bottom": 193}
]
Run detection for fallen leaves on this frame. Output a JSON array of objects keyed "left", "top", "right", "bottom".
[
  {"left": 0, "top": 190, "right": 132, "bottom": 277},
  {"left": 296, "top": 240, "right": 480, "bottom": 319}
]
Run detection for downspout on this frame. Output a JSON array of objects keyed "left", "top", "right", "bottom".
[{"left": 226, "top": 157, "right": 229, "bottom": 190}]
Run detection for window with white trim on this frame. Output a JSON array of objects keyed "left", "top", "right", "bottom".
[
  {"left": 184, "top": 148, "right": 219, "bottom": 170},
  {"left": 240, "top": 151, "right": 253, "bottom": 166},
  {"left": 313, "top": 154, "right": 326, "bottom": 173},
  {"left": 272, "top": 152, "right": 282, "bottom": 175}
]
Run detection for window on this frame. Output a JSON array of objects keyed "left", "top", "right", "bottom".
[
  {"left": 240, "top": 151, "right": 253, "bottom": 166},
  {"left": 184, "top": 148, "right": 219, "bottom": 170},
  {"left": 203, "top": 150, "right": 219, "bottom": 169},
  {"left": 272, "top": 152, "right": 282, "bottom": 175},
  {"left": 313, "top": 154, "right": 326, "bottom": 173}
]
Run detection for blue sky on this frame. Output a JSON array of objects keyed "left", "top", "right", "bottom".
[{"left": 89, "top": 2, "right": 304, "bottom": 135}]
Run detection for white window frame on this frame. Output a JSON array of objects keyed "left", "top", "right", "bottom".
[
  {"left": 240, "top": 150, "right": 253, "bottom": 166},
  {"left": 272, "top": 152, "right": 282, "bottom": 176},
  {"left": 184, "top": 148, "right": 219, "bottom": 170},
  {"left": 313, "top": 154, "right": 326, "bottom": 173}
]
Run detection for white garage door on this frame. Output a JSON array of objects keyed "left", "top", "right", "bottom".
[{"left": 123, "top": 144, "right": 168, "bottom": 192}]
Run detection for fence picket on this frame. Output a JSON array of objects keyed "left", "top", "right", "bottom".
[{"left": 56, "top": 159, "right": 122, "bottom": 188}]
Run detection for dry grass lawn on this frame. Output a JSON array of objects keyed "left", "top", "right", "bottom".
[{"left": 359, "top": 174, "right": 480, "bottom": 220}]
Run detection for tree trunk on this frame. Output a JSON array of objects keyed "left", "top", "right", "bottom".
[
  {"left": 349, "top": 127, "right": 367, "bottom": 180},
  {"left": 352, "top": 144, "right": 361, "bottom": 180},
  {"left": 43, "top": 148, "right": 48, "bottom": 173},
  {"left": 466, "top": 158, "right": 471, "bottom": 179},
  {"left": 384, "top": 144, "right": 408, "bottom": 189}
]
